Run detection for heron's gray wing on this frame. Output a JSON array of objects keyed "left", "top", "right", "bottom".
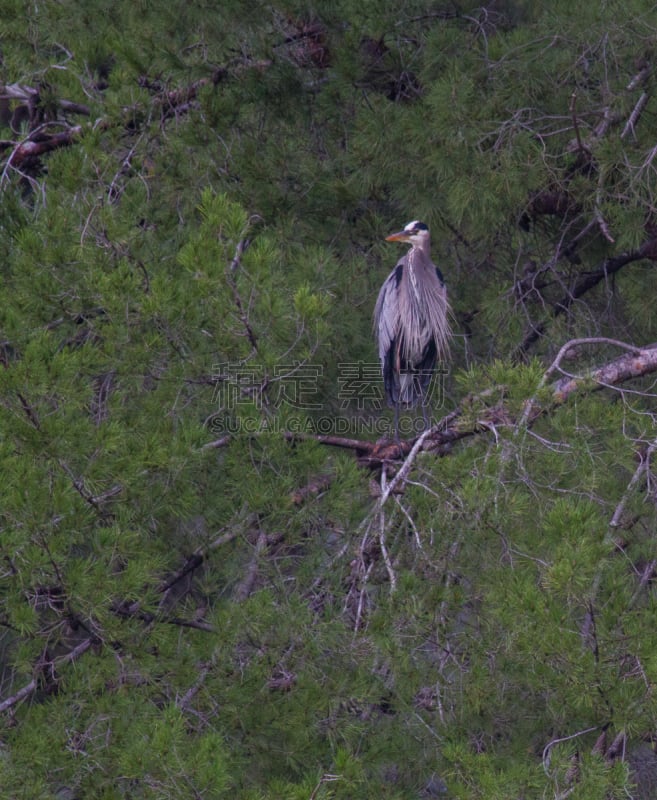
[
  {"left": 374, "top": 262, "right": 404, "bottom": 406},
  {"left": 373, "top": 262, "right": 402, "bottom": 364}
]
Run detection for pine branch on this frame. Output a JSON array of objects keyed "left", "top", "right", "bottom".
[
  {"left": 0, "top": 637, "right": 94, "bottom": 714},
  {"left": 0, "top": 528, "right": 242, "bottom": 715},
  {"left": 7, "top": 341, "right": 656, "bottom": 713},
  {"left": 283, "top": 342, "right": 657, "bottom": 468},
  {"left": 515, "top": 243, "right": 656, "bottom": 360},
  {"left": 0, "top": 59, "right": 269, "bottom": 180}
]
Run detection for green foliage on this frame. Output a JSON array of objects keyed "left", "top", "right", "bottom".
[{"left": 3, "top": 1, "right": 657, "bottom": 799}]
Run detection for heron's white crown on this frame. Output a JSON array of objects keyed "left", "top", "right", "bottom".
[{"left": 402, "top": 221, "right": 430, "bottom": 245}]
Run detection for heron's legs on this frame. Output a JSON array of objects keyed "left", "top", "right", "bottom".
[{"left": 421, "top": 401, "right": 430, "bottom": 431}]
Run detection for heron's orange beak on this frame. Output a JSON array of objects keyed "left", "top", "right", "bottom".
[{"left": 385, "top": 231, "right": 411, "bottom": 242}]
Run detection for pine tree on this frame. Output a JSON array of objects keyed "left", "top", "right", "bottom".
[{"left": 3, "top": 2, "right": 657, "bottom": 798}]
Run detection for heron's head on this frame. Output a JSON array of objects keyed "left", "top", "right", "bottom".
[{"left": 385, "top": 220, "right": 429, "bottom": 246}]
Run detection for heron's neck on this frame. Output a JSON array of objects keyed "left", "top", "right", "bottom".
[{"left": 409, "top": 243, "right": 432, "bottom": 267}]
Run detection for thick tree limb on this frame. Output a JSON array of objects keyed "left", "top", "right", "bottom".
[
  {"left": 551, "top": 342, "right": 657, "bottom": 403},
  {"left": 0, "top": 82, "right": 90, "bottom": 117},
  {"left": 0, "top": 125, "right": 82, "bottom": 175}
]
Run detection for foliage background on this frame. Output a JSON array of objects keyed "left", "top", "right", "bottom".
[{"left": 3, "top": 1, "right": 657, "bottom": 798}]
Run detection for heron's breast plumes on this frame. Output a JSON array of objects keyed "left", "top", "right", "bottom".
[{"left": 397, "top": 257, "right": 451, "bottom": 366}]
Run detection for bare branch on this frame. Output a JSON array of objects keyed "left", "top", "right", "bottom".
[
  {"left": 543, "top": 337, "right": 642, "bottom": 382},
  {"left": 91, "top": 371, "right": 115, "bottom": 426},
  {"left": 621, "top": 91, "right": 649, "bottom": 140},
  {"left": 234, "top": 528, "right": 268, "bottom": 601},
  {"left": 229, "top": 236, "right": 249, "bottom": 274},
  {"left": 594, "top": 208, "right": 615, "bottom": 243},
  {"left": 176, "top": 662, "right": 211, "bottom": 710},
  {"left": 377, "top": 470, "right": 397, "bottom": 593},
  {"left": 0, "top": 637, "right": 93, "bottom": 714},
  {"left": 57, "top": 459, "right": 106, "bottom": 515},
  {"left": 0, "top": 678, "right": 37, "bottom": 714},
  {"left": 309, "top": 774, "right": 342, "bottom": 800},
  {"left": 543, "top": 726, "right": 600, "bottom": 775},
  {"left": 0, "top": 82, "right": 90, "bottom": 115},
  {"left": 552, "top": 343, "right": 657, "bottom": 403},
  {"left": 201, "top": 434, "right": 232, "bottom": 450},
  {"left": 291, "top": 474, "right": 333, "bottom": 505},
  {"left": 609, "top": 438, "right": 657, "bottom": 529},
  {"left": 627, "top": 64, "right": 651, "bottom": 90}
]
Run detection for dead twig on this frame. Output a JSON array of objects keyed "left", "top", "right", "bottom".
[
  {"left": 621, "top": 91, "right": 649, "bottom": 140},
  {"left": 377, "top": 469, "right": 397, "bottom": 593},
  {"left": 609, "top": 437, "right": 657, "bottom": 529},
  {"left": 176, "top": 662, "right": 211, "bottom": 710},
  {"left": 235, "top": 528, "right": 268, "bottom": 601},
  {"left": 225, "top": 233, "right": 258, "bottom": 352},
  {"left": 569, "top": 91, "right": 586, "bottom": 154},
  {"left": 291, "top": 475, "right": 333, "bottom": 505}
]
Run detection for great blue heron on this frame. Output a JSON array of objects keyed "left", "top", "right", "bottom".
[{"left": 374, "top": 220, "right": 451, "bottom": 434}]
